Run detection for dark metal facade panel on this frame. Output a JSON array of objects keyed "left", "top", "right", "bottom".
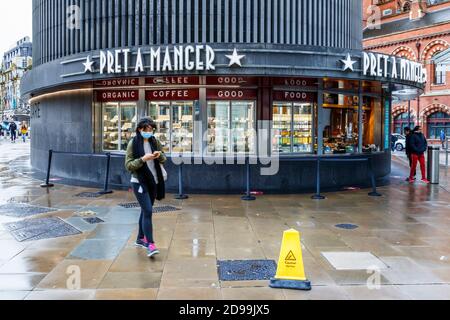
[{"left": 33, "top": 0, "right": 362, "bottom": 66}]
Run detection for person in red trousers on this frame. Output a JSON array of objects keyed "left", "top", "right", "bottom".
[{"left": 409, "top": 126, "right": 430, "bottom": 184}]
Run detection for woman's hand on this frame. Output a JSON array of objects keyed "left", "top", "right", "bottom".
[
  {"left": 153, "top": 151, "right": 161, "bottom": 159},
  {"left": 142, "top": 153, "right": 157, "bottom": 162}
]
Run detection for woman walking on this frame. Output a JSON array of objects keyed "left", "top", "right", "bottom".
[
  {"left": 20, "top": 122, "right": 29, "bottom": 143},
  {"left": 126, "top": 118, "right": 167, "bottom": 257}
]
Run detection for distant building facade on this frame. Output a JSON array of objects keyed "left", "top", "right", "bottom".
[
  {"left": 0, "top": 36, "right": 33, "bottom": 122},
  {"left": 363, "top": 0, "right": 450, "bottom": 141}
]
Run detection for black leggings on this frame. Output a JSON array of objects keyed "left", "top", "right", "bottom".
[{"left": 132, "top": 183, "right": 156, "bottom": 244}]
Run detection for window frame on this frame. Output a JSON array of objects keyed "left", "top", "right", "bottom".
[
  {"left": 148, "top": 100, "right": 196, "bottom": 155},
  {"left": 207, "top": 100, "right": 257, "bottom": 155},
  {"left": 272, "top": 101, "right": 315, "bottom": 154},
  {"left": 101, "top": 101, "right": 138, "bottom": 153}
]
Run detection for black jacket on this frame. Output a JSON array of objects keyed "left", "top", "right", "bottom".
[
  {"left": 405, "top": 133, "right": 412, "bottom": 155},
  {"left": 409, "top": 132, "right": 428, "bottom": 155}
]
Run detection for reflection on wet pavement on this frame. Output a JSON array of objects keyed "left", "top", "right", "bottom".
[{"left": 0, "top": 141, "right": 449, "bottom": 300}]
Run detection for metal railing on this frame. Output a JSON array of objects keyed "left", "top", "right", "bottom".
[
  {"left": 41, "top": 150, "right": 383, "bottom": 201},
  {"left": 40, "top": 150, "right": 115, "bottom": 195}
]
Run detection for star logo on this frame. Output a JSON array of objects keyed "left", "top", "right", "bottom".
[
  {"left": 341, "top": 53, "right": 357, "bottom": 72},
  {"left": 225, "top": 49, "right": 245, "bottom": 67},
  {"left": 83, "top": 56, "right": 95, "bottom": 73}
]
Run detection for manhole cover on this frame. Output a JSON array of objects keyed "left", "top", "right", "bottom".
[
  {"left": 83, "top": 217, "right": 104, "bottom": 225},
  {"left": 74, "top": 192, "right": 102, "bottom": 198},
  {"left": 4, "top": 217, "right": 82, "bottom": 242},
  {"left": 153, "top": 206, "right": 181, "bottom": 213},
  {"left": 0, "top": 203, "right": 56, "bottom": 218},
  {"left": 335, "top": 224, "right": 359, "bottom": 230},
  {"left": 217, "top": 260, "right": 277, "bottom": 281},
  {"left": 118, "top": 202, "right": 140, "bottom": 209}
]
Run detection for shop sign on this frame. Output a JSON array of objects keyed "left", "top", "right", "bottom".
[
  {"left": 207, "top": 89, "right": 258, "bottom": 100},
  {"left": 145, "top": 76, "right": 200, "bottom": 85},
  {"left": 81, "top": 46, "right": 246, "bottom": 75},
  {"left": 340, "top": 52, "right": 427, "bottom": 85},
  {"left": 363, "top": 52, "right": 426, "bottom": 84},
  {"left": 94, "top": 78, "right": 139, "bottom": 87},
  {"left": 272, "top": 77, "right": 317, "bottom": 87},
  {"left": 146, "top": 89, "right": 199, "bottom": 101},
  {"left": 96, "top": 90, "right": 139, "bottom": 102},
  {"left": 273, "top": 90, "right": 315, "bottom": 102},
  {"left": 206, "top": 76, "right": 259, "bottom": 86}
]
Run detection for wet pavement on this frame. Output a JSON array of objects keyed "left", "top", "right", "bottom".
[{"left": 0, "top": 139, "right": 449, "bottom": 300}]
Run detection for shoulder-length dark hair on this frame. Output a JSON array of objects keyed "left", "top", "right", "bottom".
[{"left": 135, "top": 118, "right": 157, "bottom": 136}]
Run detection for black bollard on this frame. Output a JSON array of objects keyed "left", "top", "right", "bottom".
[
  {"left": 174, "top": 163, "right": 189, "bottom": 200},
  {"left": 311, "top": 157, "right": 325, "bottom": 200},
  {"left": 242, "top": 158, "right": 256, "bottom": 201},
  {"left": 98, "top": 153, "right": 113, "bottom": 195},
  {"left": 41, "top": 150, "right": 55, "bottom": 188}
]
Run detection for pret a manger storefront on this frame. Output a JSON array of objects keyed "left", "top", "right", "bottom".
[{"left": 22, "top": 0, "right": 424, "bottom": 193}]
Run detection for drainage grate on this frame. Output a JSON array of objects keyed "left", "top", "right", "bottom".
[
  {"left": 83, "top": 217, "right": 104, "bottom": 225},
  {"left": 0, "top": 203, "right": 56, "bottom": 218},
  {"left": 118, "top": 202, "right": 140, "bottom": 209},
  {"left": 4, "top": 217, "right": 82, "bottom": 242},
  {"left": 153, "top": 206, "right": 181, "bottom": 213},
  {"left": 217, "top": 260, "right": 277, "bottom": 281},
  {"left": 118, "top": 203, "right": 180, "bottom": 213},
  {"left": 335, "top": 224, "right": 359, "bottom": 230},
  {"left": 74, "top": 192, "right": 102, "bottom": 198}
]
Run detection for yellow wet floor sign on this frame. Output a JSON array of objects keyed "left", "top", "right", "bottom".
[{"left": 270, "top": 229, "right": 311, "bottom": 290}]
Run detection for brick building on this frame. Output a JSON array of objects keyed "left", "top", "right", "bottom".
[{"left": 363, "top": 0, "right": 450, "bottom": 142}]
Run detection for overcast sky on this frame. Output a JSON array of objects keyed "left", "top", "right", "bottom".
[{"left": 0, "top": 0, "right": 32, "bottom": 60}]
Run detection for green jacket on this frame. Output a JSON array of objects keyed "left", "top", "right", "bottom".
[{"left": 125, "top": 139, "right": 167, "bottom": 178}]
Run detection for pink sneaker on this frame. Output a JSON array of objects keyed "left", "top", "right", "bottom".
[
  {"left": 421, "top": 179, "right": 431, "bottom": 184},
  {"left": 147, "top": 244, "right": 160, "bottom": 258}
]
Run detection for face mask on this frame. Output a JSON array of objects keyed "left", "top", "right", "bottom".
[{"left": 141, "top": 131, "right": 154, "bottom": 139}]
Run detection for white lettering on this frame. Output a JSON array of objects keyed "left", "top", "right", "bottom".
[
  {"left": 135, "top": 48, "right": 144, "bottom": 72},
  {"left": 206, "top": 45, "right": 215, "bottom": 71},
  {"left": 174, "top": 46, "right": 183, "bottom": 71},
  {"left": 99, "top": 51, "right": 107, "bottom": 74},
  {"left": 162, "top": 47, "right": 173, "bottom": 71},
  {"left": 114, "top": 50, "right": 122, "bottom": 73},
  {"left": 107, "top": 51, "right": 115, "bottom": 74},
  {"left": 123, "top": 49, "right": 131, "bottom": 72},
  {"left": 363, "top": 52, "right": 370, "bottom": 76},
  {"left": 185, "top": 45, "right": 195, "bottom": 71},
  {"left": 150, "top": 47, "right": 161, "bottom": 72}
]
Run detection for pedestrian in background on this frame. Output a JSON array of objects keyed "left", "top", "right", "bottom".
[
  {"left": 440, "top": 129, "right": 446, "bottom": 149},
  {"left": 409, "top": 126, "right": 430, "bottom": 184},
  {"left": 404, "top": 127, "right": 416, "bottom": 181},
  {"left": 391, "top": 134, "right": 398, "bottom": 152},
  {"left": 9, "top": 121, "right": 17, "bottom": 143},
  {"left": 125, "top": 118, "right": 166, "bottom": 258},
  {"left": 20, "top": 122, "right": 28, "bottom": 143}
]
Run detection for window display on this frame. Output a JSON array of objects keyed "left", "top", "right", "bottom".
[
  {"left": 172, "top": 102, "right": 194, "bottom": 153},
  {"left": 362, "top": 97, "right": 383, "bottom": 153},
  {"left": 207, "top": 101, "right": 256, "bottom": 154},
  {"left": 149, "top": 101, "right": 195, "bottom": 154},
  {"left": 322, "top": 93, "right": 359, "bottom": 154},
  {"left": 231, "top": 102, "right": 256, "bottom": 153},
  {"left": 273, "top": 103, "right": 313, "bottom": 153},
  {"left": 102, "top": 103, "right": 137, "bottom": 152}
]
